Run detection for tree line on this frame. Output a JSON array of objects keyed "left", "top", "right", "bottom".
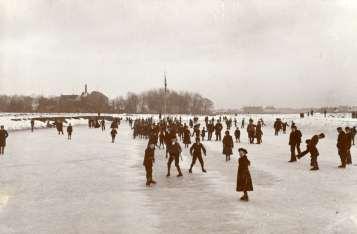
[{"left": 0, "top": 89, "right": 214, "bottom": 114}]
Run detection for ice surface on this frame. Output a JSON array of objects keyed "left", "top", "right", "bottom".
[{"left": 0, "top": 113, "right": 356, "bottom": 234}]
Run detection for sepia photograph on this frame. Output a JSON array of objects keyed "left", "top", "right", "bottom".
[{"left": 0, "top": 0, "right": 357, "bottom": 233}]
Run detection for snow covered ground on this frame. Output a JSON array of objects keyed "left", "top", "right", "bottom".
[{"left": 0, "top": 113, "right": 356, "bottom": 234}]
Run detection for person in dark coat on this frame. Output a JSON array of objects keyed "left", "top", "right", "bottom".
[
  {"left": 201, "top": 127, "right": 206, "bottom": 141},
  {"left": 282, "top": 122, "right": 289, "bottom": 134},
  {"left": 336, "top": 127, "right": 348, "bottom": 168},
  {"left": 236, "top": 148, "right": 253, "bottom": 202},
  {"left": 288, "top": 126, "right": 299, "bottom": 162},
  {"left": 0, "top": 125, "right": 9, "bottom": 155},
  {"left": 297, "top": 133, "right": 325, "bottom": 170},
  {"left": 247, "top": 119, "right": 256, "bottom": 144},
  {"left": 143, "top": 144, "right": 156, "bottom": 186},
  {"left": 101, "top": 119, "right": 106, "bottom": 131},
  {"left": 215, "top": 121, "right": 223, "bottom": 141},
  {"left": 255, "top": 122, "right": 263, "bottom": 144},
  {"left": 159, "top": 130, "right": 165, "bottom": 149},
  {"left": 222, "top": 131, "right": 234, "bottom": 162},
  {"left": 351, "top": 126, "right": 356, "bottom": 146},
  {"left": 167, "top": 138, "right": 183, "bottom": 177},
  {"left": 345, "top": 127, "right": 352, "bottom": 165},
  {"left": 189, "top": 138, "right": 207, "bottom": 173},
  {"left": 31, "top": 119, "right": 35, "bottom": 132},
  {"left": 111, "top": 128, "right": 118, "bottom": 143},
  {"left": 56, "top": 121, "right": 64, "bottom": 135},
  {"left": 183, "top": 126, "right": 191, "bottom": 148},
  {"left": 67, "top": 123, "right": 73, "bottom": 140},
  {"left": 234, "top": 127, "right": 241, "bottom": 143}
]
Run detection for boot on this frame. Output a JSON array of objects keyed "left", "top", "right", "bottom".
[
  {"left": 202, "top": 168, "right": 207, "bottom": 173},
  {"left": 189, "top": 168, "right": 193, "bottom": 173},
  {"left": 177, "top": 167, "right": 183, "bottom": 177}
]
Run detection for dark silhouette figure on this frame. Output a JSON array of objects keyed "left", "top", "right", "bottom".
[
  {"left": 101, "top": 119, "right": 106, "bottom": 131},
  {"left": 201, "top": 127, "right": 206, "bottom": 141},
  {"left": 352, "top": 127, "right": 356, "bottom": 145},
  {"left": 31, "top": 119, "right": 35, "bottom": 132},
  {"left": 336, "top": 127, "right": 348, "bottom": 168},
  {"left": 67, "top": 124, "right": 73, "bottom": 140},
  {"left": 215, "top": 121, "right": 223, "bottom": 141},
  {"left": 167, "top": 138, "right": 183, "bottom": 177},
  {"left": 183, "top": 127, "right": 191, "bottom": 148},
  {"left": 247, "top": 119, "right": 256, "bottom": 144},
  {"left": 236, "top": 148, "right": 253, "bottom": 202},
  {"left": 0, "top": 126, "right": 9, "bottom": 155},
  {"left": 56, "top": 121, "right": 64, "bottom": 135},
  {"left": 189, "top": 138, "right": 207, "bottom": 173},
  {"left": 255, "top": 122, "right": 263, "bottom": 144},
  {"left": 143, "top": 144, "right": 156, "bottom": 186},
  {"left": 297, "top": 133, "right": 325, "bottom": 170},
  {"left": 345, "top": 127, "right": 352, "bottom": 165},
  {"left": 289, "top": 126, "right": 302, "bottom": 162},
  {"left": 111, "top": 128, "right": 118, "bottom": 143},
  {"left": 222, "top": 131, "right": 234, "bottom": 161},
  {"left": 234, "top": 127, "right": 241, "bottom": 143}
]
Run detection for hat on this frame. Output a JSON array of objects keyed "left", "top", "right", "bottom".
[
  {"left": 238, "top": 148, "right": 248, "bottom": 154},
  {"left": 319, "top": 133, "right": 325, "bottom": 138}
]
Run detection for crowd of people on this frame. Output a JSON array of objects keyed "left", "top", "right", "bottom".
[{"left": 0, "top": 114, "right": 356, "bottom": 202}]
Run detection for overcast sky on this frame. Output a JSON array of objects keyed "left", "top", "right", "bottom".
[{"left": 1, "top": 0, "right": 357, "bottom": 108}]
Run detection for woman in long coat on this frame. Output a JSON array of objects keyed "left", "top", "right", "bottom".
[
  {"left": 222, "top": 131, "right": 234, "bottom": 162},
  {"left": 236, "top": 148, "right": 253, "bottom": 201}
]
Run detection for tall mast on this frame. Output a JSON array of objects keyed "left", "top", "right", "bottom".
[{"left": 164, "top": 71, "right": 167, "bottom": 119}]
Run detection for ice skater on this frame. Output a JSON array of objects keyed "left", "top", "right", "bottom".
[
  {"left": 101, "top": 119, "right": 106, "bottom": 131},
  {"left": 143, "top": 143, "right": 156, "bottom": 186},
  {"left": 345, "top": 127, "right": 352, "bottom": 165},
  {"left": 189, "top": 138, "right": 207, "bottom": 173},
  {"left": 67, "top": 123, "right": 73, "bottom": 140},
  {"left": 56, "top": 121, "right": 64, "bottom": 135},
  {"left": 351, "top": 126, "right": 356, "bottom": 145},
  {"left": 288, "top": 126, "right": 301, "bottom": 162},
  {"left": 201, "top": 127, "right": 206, "bottom": 141},
  {"left": 234, "top": 127, "right": 241, "bottom": 143},
  {"left": 0, "top": 125, "right": 9, "bottom": 155},
  {"left": 236, "top": 148, "right": 253, "bottom": 202},
  {"left": 297, "top": 133, "right": 325, "bottom": 171},
  {"left": 31, "top": 119, "right": 35, "bottom": 132},
  {"left": 183, "top": 126, "right": 191, "bottom": 148},
  {"left": 111, "top": 128, "right": 118, "bottom": 143},
  {"left": 167, "top": 138, "right": 183, "bottom": 177},
  {"left": 336, "top": 127, "right": 348, "bottom": 168},
  {"left": 222, "top": 131, "right": 234, "bottom": 162}
]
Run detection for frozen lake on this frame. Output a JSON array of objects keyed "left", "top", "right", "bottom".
[{"left": 0, "top": 117, "right": 357, "bottom": 234}]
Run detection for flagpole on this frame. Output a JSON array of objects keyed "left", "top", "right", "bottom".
[{"left": 164, "top": 71, "right": 167, "bottom": 120}]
